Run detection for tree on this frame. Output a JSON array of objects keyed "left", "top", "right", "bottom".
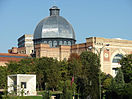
[
  {"left": 106, "top": 68, "right": 126, "bottom": 99},
  {"left": 7, "top": 61, "right": 19, "bottom": 74},
  {"left": 7, "top": 58, "right": 35, "bottom": 74},
  {"left": 59, "top": 60, "right": 69, "bottom": 82},
  {"left": 6, "top": 57, "right": 61, "bottom": 91},
  {"left": 79, "top": 51, "right": 100, "bottom": 99},
  {"left": 100, "top": 72, "right": 113, "bottom": 97},
  {"left": 68, "top": 53, "right": 82, "bottom": 81},
  {"left": 46, "top": 59, "right": 61, "bottom": 91},
  {"left": 60, "top": 80, "right": 74, "bottom": 99},
  {"left": 120, "top": 54, "right": 132, "bottom": 83},
  {"left": 0, "top": 66, "right": 7, "bottom": 89},
  {"left": 33, "top": 57, "right": 47, "bottom": 90},
  {"left": 68, "top": 53, "right": 80, "bottom": 62},
  {"left": 33, "top": 57, "right": 61, "bottom": 91}
]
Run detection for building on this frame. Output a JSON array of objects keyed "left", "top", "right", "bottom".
[
  {"left": 0, "top": 53, "right": 28, "bottom": 66},
  {"left": 34, "top": 36, "right": 132, "bottom": 77},
  {"left": 8, "top": 34, "right": 34, "bottom": 56},
  {"left": 33, "top": 6, "right": 76, "bottom": 60},
  {"left": 33, "top": 6, "right": 76, "bottom": 48},
  {"left": 3, "top": 6, "right": 132, "bottom": 77},
  {"left": 8, "top": 74, "right": 36, "bottom": 96},
  {"left": 17, "top": 34, "right": 34, "bottom": 55},
  {"left": 32, "top": 6, "right": 132, "bottom": 77}
]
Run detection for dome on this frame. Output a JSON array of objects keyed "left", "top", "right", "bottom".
[{"left": 34, "top": 6, "right": 75, "bottom": 40}]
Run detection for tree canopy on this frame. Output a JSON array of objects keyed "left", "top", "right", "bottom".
[
  {"left": 120, "top": 54, "right": 132, "bottom": 83},
  {"left": 1, "top": 53, "right": 132, "bottom": 99}
]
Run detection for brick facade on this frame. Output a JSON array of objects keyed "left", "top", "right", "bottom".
[
  {"left": 0, "top": 53, "right": 28, "bottom": 66},
  {"left": 35, "top": 37, "right": 132, "bottom": 76}
]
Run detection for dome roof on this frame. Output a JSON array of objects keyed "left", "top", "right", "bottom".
[{"left": 34, "top": 6, "right": 75, "bottom": 40}]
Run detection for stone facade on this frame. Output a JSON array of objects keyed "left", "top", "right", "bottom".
[
  {"left": 35, "top": 37, "right": 132, "bottom": 76},
  {"left": 35, "top": 44, "right": 71, "bottom": 61},
  {"left": 91, "top": 37, "right": 132, "bottom": 76}
]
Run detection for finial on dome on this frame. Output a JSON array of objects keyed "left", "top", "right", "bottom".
[{"left": 49, "top": 6, "right": 60, "bottom": 16}]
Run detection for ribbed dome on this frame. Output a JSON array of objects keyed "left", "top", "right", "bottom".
[{"left": 34, "top": 6, "right": 75, "bottom": 40}]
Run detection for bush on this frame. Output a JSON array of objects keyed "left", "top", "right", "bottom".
[{"left": 42, "top": 91, "right": 51, "bottom": 99}]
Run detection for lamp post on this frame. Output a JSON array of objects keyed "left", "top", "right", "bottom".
[{"left": 88, "top": 44, "right": 110, "bottom": 99}]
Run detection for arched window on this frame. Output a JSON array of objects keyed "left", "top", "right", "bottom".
[
  {"left": 49, "top": 41, "right": 52, "bottom": 47},
  {"left": 44, "top": 41, "right": 47, "bottom": 44},
  {"left": 68, "top": 41, "right": 71, "bottom": 45},
  {"left": 64, "top": 41, "right": 67, "bottom": 45},
  {"left": 59, "top": 41, "right": 63, "bottom": 45},
  {"left": 53, "top": 41, "right": 57, "bottom": 47},
  {"left": 112, "top": 54, "right": 123, "bottom": 63},
  {"left": 112, "top": 54, "right": 123, "bottom": 77}
]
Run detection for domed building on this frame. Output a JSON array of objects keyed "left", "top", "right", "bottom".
[
  {"left": 32, "top": 6, "right": 132, "bottom": 77},
  {"left": 33, "top": 6, "right": 76, "bottom": 60},
  {"left": 33, "top": 6, "right": 76, "bottom": 48},
  {"left": 7, "top": 6, "right": 132, "bottom": 77}
]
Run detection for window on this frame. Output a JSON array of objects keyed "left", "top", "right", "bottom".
[
  {"left": 21, "top": 82, "right": 26, "bottom": 88},
  {"left": 53, "top": 41, "right": 57, "bottom": 47},
  {"left": 68, "top": 41, "right": 71, "bottom": 45},
  {"left": 44, "top": 41, "right": 47, "bottom": 44},
  {"left": 112, "top": 54, "right": 123, "bottom": 63},
  {"left": 59, "top": 41, "right": 63, "bottom": 45},
  {"left": 64, "top": 41, "right": 67, "bottom": 45},
  {"left": 49, "top": 41, "right": 52, "bottom": 47}
]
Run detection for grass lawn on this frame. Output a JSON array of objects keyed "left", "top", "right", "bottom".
[
  {"left": 3, "top": 96, "right": 43, "bottom": 99},
  {"left": 37, "top": 90, "right": 62, "bottom": 95}
]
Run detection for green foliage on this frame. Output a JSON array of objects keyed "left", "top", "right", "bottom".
[
  {"left": 60, "top": 81, "right": 73, "bottom": 99},
  {"left": 7, "top": 58, "right": 35, "bottom": 74},
  {"left": 100, "top": 72, "right": 113, "bottom": 95},
  {"left": 68, "top": 58, "right": 82, "bottom": 78},
  {"left": 5, "top": 52, "right": 132, "bottom": 99},
  {"left": 2, "top": 96, "right": 43, "bottom": 99},
  {"left": 114, "top": 68, "right": 125, "bottom": 85},
  {"left": 7, "top": 61, "right": 19, "bottom": 74},
  {"left": 46, "top": 59, "right": 61, "bottom": 91},
  {"left": 120, "top": 54, "right": 132, "bottom": 83},
  {"left": 33, "top": 57, "right": 61, "bottom": 91},
  {"left": 0, "top": 66, "right": 7, "bottom": 89},
  {"left": 104, "top": 54, "right": 132, "bottom": 99},
  {"left": 124, "top": 82, "right": 132, "bottom": 98},
  {"left": 105, "top": 68, "right": 127, "bottom": 99},
  {"left": 59, "top": 60, "right": 69, "bottom": 81},
  {"left": 42, "top": 91, "right": 51, "bottom": 99},
  {"left": 79, "top": 51, "right": 100, "bottom": 99},
  {"left": 5, "top": 57, "right": 61, "bottom": 91}
]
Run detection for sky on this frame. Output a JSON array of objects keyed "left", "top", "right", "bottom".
[{"left": 0, "top": 0, "right": 132, "bottom": 53}]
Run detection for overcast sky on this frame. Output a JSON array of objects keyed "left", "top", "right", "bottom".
[{"left": 0, "top": 0, "right": 132, "bottom": 53}]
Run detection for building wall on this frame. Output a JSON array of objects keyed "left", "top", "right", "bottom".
[
  {"left": 35, "top": 44, "right": 71, "bottom": 60},
  {"left": 17, "top": 34, "right": 34, "bottom": 55},
  {"left": 18, "top": 34, "right": 33, "bottom": 48},
  {"left": 90, "top": 37, "right": 132, "bottom": 76},
  {"left": 8, "top": 47, "right": 18, "bottom": 54},
  {"left": 35, "top": 37, "right": 132, "bottom": 76},
  {"left": 0, "top": 53, "right": 28, "bottom": 66}
]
